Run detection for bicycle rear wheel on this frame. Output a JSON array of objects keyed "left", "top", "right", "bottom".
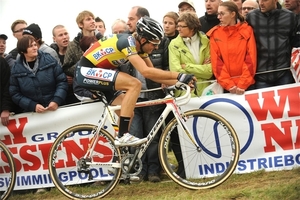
[
  {"left": 48, "top": 124, "right": 122, "bottom": 199},
  {"left": 0, "top": 141, "right": 16, "bottom": 200},
  {"left": 159, "top": 109, "right": 240, "bottom": 189}
]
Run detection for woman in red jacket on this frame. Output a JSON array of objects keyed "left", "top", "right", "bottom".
[{"left": 207, "top": 1, "right": 256, "bottom": 95}]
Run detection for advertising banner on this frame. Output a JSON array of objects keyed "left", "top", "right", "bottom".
[{"left": 0, "top": 83, "right": 299, "bottom": 190}]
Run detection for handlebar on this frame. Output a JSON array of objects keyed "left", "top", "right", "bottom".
[{"left": 164, "top": 82, "right": 192, "bottom": 106}]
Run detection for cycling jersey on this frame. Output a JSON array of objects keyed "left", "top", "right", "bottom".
[
  {"left": 76, "top": 33, "right": 147, "bottom": 103},
  {"left": 82, "top": 34, "right": 147, "bottom": 69}
]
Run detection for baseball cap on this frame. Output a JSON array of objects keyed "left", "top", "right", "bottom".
[
  {"left": 23, "top": 23, "right": 42, "bottom": 39},
  {"left": 0, "top": 33, "right": 8, "bottom": 40},
  {"left": 178, "top": 0, "right": 196, "bottom": 10}
]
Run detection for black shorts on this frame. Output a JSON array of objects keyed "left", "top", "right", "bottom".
[{"left": 75, "top": 65, "right": 122, "bottom": 104}]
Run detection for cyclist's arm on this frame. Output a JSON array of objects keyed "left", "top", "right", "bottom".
[{"left": 128, "top": 54, "right": 178, "bottom": 85}]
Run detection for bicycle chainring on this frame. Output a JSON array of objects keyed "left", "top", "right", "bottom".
[{"left": 121, "top": 154, "right": 142, "bottom": 176}]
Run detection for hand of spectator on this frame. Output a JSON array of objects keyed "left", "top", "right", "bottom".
[
  {"left": 203, "top": 58, "right": 211, "bottom": 64},
  {"left": 229, "top": 86, "right": 237, "bottom": 94},
  {"left": 180, "top": 64, "right": 186, "bottom": 69},
  {"left": 236, "top": 87, "right": 245, "bottom": 95},
  {"left": 36, "top": 104, "right": 48, "bottom": 113},
  {"left": 66, "top": 75, "right": 73, "bottom": 85},
  {"left": 47, "top": 102, "right": 59, "bottom": 111},
  {"left": 1, "top": 110, "right": 10, "bottom": 126}
]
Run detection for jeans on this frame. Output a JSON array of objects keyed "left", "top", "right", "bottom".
[{"left": 129, "top": 100, "right": 162, "bottom": 176}]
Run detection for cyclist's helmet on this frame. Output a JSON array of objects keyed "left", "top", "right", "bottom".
[{"left": 136, "top": 16, "right": 164, "bottom": 41}]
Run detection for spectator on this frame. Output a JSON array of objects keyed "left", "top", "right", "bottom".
[
  {"left": 50, "top": 25, "right": 70, "bottom": 65},
  {"left": 9, "top": 35, "right": 68, "bottom": 113},
  {"left": 162, "top": 11, "right": 179, "bottom": 41},
  {"left": 23, "top": 23, "right": 61, "bottom": 64},
  {"left": 207, "top": 1, "right": 257, "bottom": 94},
  {"left": 127, "top": 6, "right": 150, "bottom": 33},
  {"left": 242, "top": 0, "right": 259, "bottom": 17},
  {"left": 162, "top": 11, "right": 185, "bottom": 180},
  {"left": 0, "top": 57, "right": 13, "bottom": 126},
  {"left": 62, "top": 10, "right": 102, "bottom": 78},
  {"left": 9, "top": 19, "right": 27, "bottom": 60},
  {"left": 169, "top": 12, "right": 213, "bottom": 96},
  {"left": 111, "top": 19, "right": 129, "bottom": 34},
  {"left": 50, "top": 25, "right": 78, "bottom": 104},
  {"left": 122, "top": 6, "right": 170, "bottom": 183},
  {"left": 178, "top": 0, "right": 196, "bottom": 15},
  {"left": 199, "top": 0, "right": 221, "bottom": 34},
  {"left": 231, "top": 0, "right": 245, "bottom": 13},
  {"left": 284, "top": 0, "right": 300, "bottom": 47},
  {"left": 247, "top": 0, "right": 297, "bottom": 88},
  {"left": 0, "top": 33, "right": 15, "bottom": 68},
  {"left": 95, "top": 16, "right": 106, "bottom": 36}
]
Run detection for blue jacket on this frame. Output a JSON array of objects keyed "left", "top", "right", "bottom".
[{"left": 9, "top": 51, "right": 68, "bottom": 112}]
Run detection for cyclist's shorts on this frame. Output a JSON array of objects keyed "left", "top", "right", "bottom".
[{"left": 75, "top": 65, "right": 122, "bottom": 104}]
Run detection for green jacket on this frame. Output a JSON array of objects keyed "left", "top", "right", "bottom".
[{"left": 169, "top": 31, "right": 213, "bottom": 96}]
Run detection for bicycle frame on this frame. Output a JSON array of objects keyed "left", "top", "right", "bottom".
[{"left": 85, "top": 85, "right": 200, "bottom": 165}]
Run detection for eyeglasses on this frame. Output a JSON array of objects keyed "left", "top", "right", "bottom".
[
  {"left": 177, "top": 25, "right": 188, "bottom": 29},
  {"left": 13, "top": 28, "right": 25, "bottom": 33},
  {"left": 217, "top": 12, "right": 230, "bottom": 17},
  {"left": 242, "top": 7, "right": 255, "bottom": 11},
  {"left": 147, "top": 40, "right": 161, "bottom": 47}
]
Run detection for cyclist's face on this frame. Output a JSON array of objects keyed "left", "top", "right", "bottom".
[{"left": 140, "top": 38, "right": 160, "bottom": 54}]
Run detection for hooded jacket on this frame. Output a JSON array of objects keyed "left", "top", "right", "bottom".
[{"left": 207, "top": 22, "right": 257, "bottom": 91}]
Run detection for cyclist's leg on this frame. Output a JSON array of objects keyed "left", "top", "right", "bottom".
[{"left": 114, "top": 72, "right": 141, "bottom": 119}]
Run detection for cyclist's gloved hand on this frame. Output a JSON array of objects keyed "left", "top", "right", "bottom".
[{"left": 176, "top": 73, "right": 196, "bottom": 89}]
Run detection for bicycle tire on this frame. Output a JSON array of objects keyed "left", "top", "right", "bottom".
[
  {"left": 159, "top": 109, "right": 240, "bottom": 189},
  {"left": 48, "top": 124, "right": 122, "bottom": 199},
  {"left": 0, "top": 140, "right": 16, "bottom": 200}
]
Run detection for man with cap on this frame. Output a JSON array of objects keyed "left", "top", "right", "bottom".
[
  {"left": 178, "top": 0, "right": 196, "bottom": 15},
  {"left": 23, "top": 23, "right": 61, "bottom": 65},
  {"left": 0, "top": 33, "right": 15, "bottom": 68}
]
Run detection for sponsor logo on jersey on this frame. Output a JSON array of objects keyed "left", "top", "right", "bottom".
[
  {"left": 128, "top": 36, "right": 135, "bottom": 46},
  {"left": 92, "top": 47, "right": 115, "bottom": 60},
  {"left": 81, "top": 67, "right": 115, "bottom": 81},
  {"left": 83, "top": 78, "right": 109, "bottom": 86}
]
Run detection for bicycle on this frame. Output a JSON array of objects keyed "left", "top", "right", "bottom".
[
  {"left": 0, "top": 140, "right": 17, "bottom": 200},
  {"left": 48, "top": 83, "right": 240, "bottom": 199}
]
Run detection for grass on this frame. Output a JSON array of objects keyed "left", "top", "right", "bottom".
[{"left": 8, "top": 167, "right": 300, "bottom": 200}]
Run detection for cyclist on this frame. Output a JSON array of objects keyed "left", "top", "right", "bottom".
[{"left": 76, "top": 16, "right": 195, "bottom": 147}]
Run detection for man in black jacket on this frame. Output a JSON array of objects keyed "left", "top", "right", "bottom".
[
  {"left": 0, "top": 57, "right": 13, "bottom": 126},
  {"left": 247, "top": 1, "right": 297, "bottom": 88},
  {"left": 199, "top": 0, "right": 221, "bottom": 34}
]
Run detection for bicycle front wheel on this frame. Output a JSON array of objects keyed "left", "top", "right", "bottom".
[
  {"left": 159, "top": 109, "right": 240, "bottom": 190},
  {"left": 48, "top": 124, "right": 122, "bottom": 199},
  {"left": 0, "top": 141, "right": 16, "bottom": 200}
]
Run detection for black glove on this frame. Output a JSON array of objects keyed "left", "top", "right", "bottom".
[{"left": 176, "top": 73, "right": 194, "bottom": 89}]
